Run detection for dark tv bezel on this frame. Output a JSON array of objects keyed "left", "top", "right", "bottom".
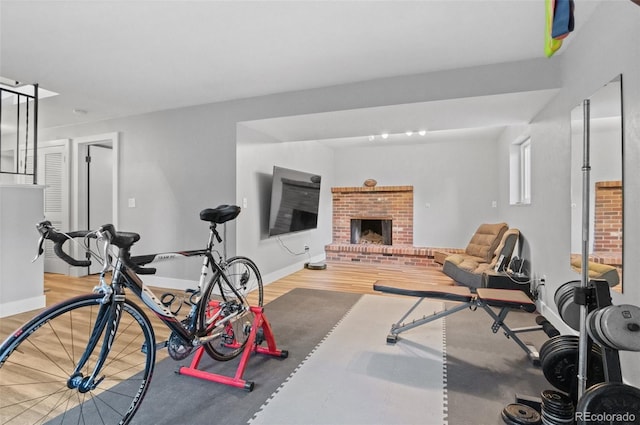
[{"left": 268, "top": 166, "right": 321, "bottom": 237}]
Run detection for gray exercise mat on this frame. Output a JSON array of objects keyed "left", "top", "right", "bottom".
[
  {"left": 445, "top": 303, "right": 549, "bottom": 425},
  {"left": 249, "top": 295, "right": 446, "bottom": 425},
  {"left": 130, "top": 288, "right": 362, "bottom": 425}
]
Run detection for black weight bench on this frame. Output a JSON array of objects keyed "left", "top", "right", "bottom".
[{"left": 373, "top": 281, "right": 542, "bottom": 365}]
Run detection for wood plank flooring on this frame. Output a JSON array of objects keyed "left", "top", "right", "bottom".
[{"left": 1, "top": 262, "right": 453, "bottom": 342}]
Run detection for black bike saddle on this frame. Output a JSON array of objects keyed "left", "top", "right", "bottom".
[{"left": 199, "top": 205, "right": 241, "bottom": 224}]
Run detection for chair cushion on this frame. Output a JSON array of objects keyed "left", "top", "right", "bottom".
[
  {"left": 570, "top": 257, "right": 620, "bottom": 287},
  {"left": 487, "top": 228, "right": 520, "bottom": 268},
  {"left": 445, "top": 253, "right": 485, "bottom": 267},
  {"left": 465, "top": 223, "right": 508, "bottom": 263}
]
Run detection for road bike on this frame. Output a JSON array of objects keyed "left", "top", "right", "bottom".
[{"left": 0, "top": 205, "right": 263, "bottom": 424}]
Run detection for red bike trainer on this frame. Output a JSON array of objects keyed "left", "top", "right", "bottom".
[{"left": 178, "top": 304, "right": 288, "bottom": 391}]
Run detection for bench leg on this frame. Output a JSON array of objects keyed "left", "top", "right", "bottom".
[
  {"left": 481, "top": 305, "right": 541, "bottom": 366},
  {"left": 387, "top": 301, "right": 472, "bottom": 344}
]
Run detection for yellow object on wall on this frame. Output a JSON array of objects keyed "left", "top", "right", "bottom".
[{"left": 545, "top": 0, "right": 563, "bottom": 58}]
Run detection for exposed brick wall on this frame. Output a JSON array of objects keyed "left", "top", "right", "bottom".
[
  {"left": 331, "top": 185, "right": 413, "bottom": 245},
  {"left": 325, "top": 243, "right": 439, "bottom": 267},
  {"left": 326, "top": 185, "right": 443, "bottom": 267},
  {"left": 593, "top": 180, "right": 622, "bottom": 254}
]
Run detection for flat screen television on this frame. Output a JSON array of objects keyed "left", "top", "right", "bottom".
[{"left": 268, "top": 166, "right": 321, "bottom": 237}]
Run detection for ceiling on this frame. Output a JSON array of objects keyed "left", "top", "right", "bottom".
[{"left": 1, "top": 1, "right": 602, "bottom": 143}]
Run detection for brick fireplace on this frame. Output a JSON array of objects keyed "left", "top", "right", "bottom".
[{"left": 325, "top": 185, "right": 439, "bottom": 267}]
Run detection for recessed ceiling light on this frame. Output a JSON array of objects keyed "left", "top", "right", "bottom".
[
  {"left": 418, "top": 130, "right": 427, "bottom": 136},
  {"left": 381, "top": 133, "right": 389, "bottom": 139},
  {"left": 405, "top": 131, "right": 414, "bottom": 136},
  {"left": 368, "top": 135, "right": 375, "bottom": 141}
]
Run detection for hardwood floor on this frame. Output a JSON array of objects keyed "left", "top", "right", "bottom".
[{"left": 1, "top": 262, "right": 453, "bottom": 341}]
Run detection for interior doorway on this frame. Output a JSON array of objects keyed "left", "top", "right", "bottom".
[{"left": 72, "top": 133, "right": 119, "bottom": 276}]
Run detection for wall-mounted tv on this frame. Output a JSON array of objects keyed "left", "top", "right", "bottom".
[{"left": 268, "top": 166, "right": 321, "bottom": 237}]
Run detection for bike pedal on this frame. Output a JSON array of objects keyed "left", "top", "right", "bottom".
[{"left": 142, "top": 340, "right": 169, "bottom": 354}]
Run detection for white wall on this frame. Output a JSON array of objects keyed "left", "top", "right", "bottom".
[
  {"left": 236, "top": 125, "right": 334, "bottom": 282},
  {"left": 37, "top": 104, "right": 240, "bottom": 285},
  {"left": 36, "top": 58, "right": 557, "bottom": 285},
  {"left": 236, "top": 129, "right": 503, "bottom": 280},
  {"left": 0, "top": 185, "right": 45, "bottom": 316},
  {"left": 331, "top": 137, "right": 501, "bottom": 248}
]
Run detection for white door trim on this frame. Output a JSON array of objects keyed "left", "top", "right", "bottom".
[
  {"left": 71, "top": 133, "right": 119, "bottom": 277},
  {"left": 71, "top": 132, "right": 119, "bottom": 231}
]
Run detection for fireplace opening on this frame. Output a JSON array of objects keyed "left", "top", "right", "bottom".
[{"left": 351, "top": 219, "right": 392, "bottom": 245}]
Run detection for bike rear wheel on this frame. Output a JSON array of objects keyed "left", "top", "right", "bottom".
[
  {"left": 220, "top": 256, "right": 263, "bottom": 307},
  {"left": 199, "top": 257, "right": 263, "bottom": 361},
  {"left": 0, "top": 294, "right": 155, "bottom": 425}
]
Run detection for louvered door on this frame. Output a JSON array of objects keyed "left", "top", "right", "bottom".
[{"left": 37, "top": 143, "right": 70, "bottom": 274}]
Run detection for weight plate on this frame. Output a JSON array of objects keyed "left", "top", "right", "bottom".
[
  {"left": 541, "top": 340, "right": 578, "bottom": 369},
  {"left": 542, "top": 344, "right": 578, "bottom": 392},
  {"left": 540, "top": 335, "right": 578, "bottom": 364},
  {"left": 576, "top": 382, "right": 640, "bottom": 425},
  {"left": 555, "top": 281, "right": 581, "bottom": 330},
  {"left": 560, "top": 295, "right": 581, "bottom": 331},
  {"left": 541, "top": 342, "right": 604, "bottom": 393},
  {"left": 502, "top": 403, "right": 542, "bottom": 425},
  {"left": 599, "top": 304, "right": 640, "bottom": 351},
  {"left": 539, "top": 338, "right": 557, "bottom": 363},
  {"left": 595, "top": 306, "right": 618, "bottom": 349},
  {"left": 541, "top": 389, "right": 573, "bottom": 414},
  {"left": 589, "top": 308, "right": 606, "bottom": 347},
  {"left": 555, "top": 287, "right": 572, "bottom": 313},
  {"left": 554, "top": 280, "right": 579, "bottom": 308},
  {"left": 541, "top": 405, "right": 574, "bottom": 420},
  {"left": 587, "top": 310, "right": 604, "bottom": 346}
]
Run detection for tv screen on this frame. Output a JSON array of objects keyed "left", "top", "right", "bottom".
[{"left": 268, "top": 166, "right": 321, "bottom": 237}]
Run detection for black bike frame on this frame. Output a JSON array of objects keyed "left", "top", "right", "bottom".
[
  {"left": 68, "top": 297, "right": 115, "bottom": 392},
  {"left": 70, "top": 248, "right": 246, "bottom": 390},
  {"left": 115, "top": 248, "right": 245, "bottom": 343}
]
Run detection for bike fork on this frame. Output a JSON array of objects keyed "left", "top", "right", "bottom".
[{"left": 67, "top": 296, "right": 124, "bottom": 393}]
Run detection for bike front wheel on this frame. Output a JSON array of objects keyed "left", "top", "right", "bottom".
[{"left": 0, "top": 294, "right": 155, "bottom": 425}]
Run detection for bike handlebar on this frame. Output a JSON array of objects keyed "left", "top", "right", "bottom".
[
  {"left": 36, "top": 221, "right": 156, "bottom": 275},
  {"left": 36, "top": 221, "right": 92, "bottom": 267}
]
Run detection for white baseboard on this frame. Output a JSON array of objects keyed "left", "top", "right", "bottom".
[
  {"left": 536, "top": 299, "right": 578, "bottom": 336},
  {"left": 262, "top": 254, "right": 326, "bottom": 286},
  {"left": 144, "top": 253, "right": 325, "bottom": 291},
  {"left": 0, "top": 295, "right": 46, "bottom": 318}
]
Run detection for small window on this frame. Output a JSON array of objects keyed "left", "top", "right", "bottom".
[{"left": 510, "top": 136, "right": 531, "bottom": 205}]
